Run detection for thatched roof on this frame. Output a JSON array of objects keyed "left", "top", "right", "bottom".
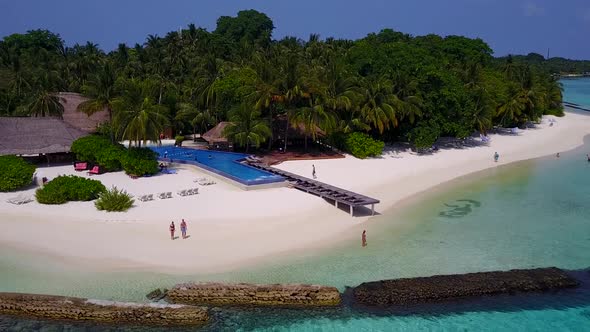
[
  {"left": 59, "top": 92, "right": 109, "bottom": 132},
  {"left": 0, "top": 117, "right": 89, "bottom": 155},
  {"left": 202, "top": 122, "right": 232, "bottom": 143}
]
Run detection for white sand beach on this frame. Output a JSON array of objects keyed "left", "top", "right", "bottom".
[{"left": 1, "top": 111, "right": 589, "bottom": 274}]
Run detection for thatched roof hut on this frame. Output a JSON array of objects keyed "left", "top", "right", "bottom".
[
  {"left": 202, "top": 122, "right": 232, "bottom": 144},
  {"left": 0, "top": 117, "right": 89, "bottom": 155},
  {"left": 58, "top": 92, "right": 109, "bottom": 132}
]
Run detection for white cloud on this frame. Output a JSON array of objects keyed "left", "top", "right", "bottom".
[{"left": 522, "top": 2, "right": 545, "bottom": 17}]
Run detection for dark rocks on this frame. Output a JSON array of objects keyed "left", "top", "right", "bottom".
[
  {"left": 146, "top": 288, "right": 168, "bottom": 301},
  {"left": 0, "top": 292, "right": 208, "bottom": 326},
  {"left": 167, "top": 282, "right": 342, "bottom": 307},
  {"left": 353, "top": 267, "right": 579, "bottom": 306}
]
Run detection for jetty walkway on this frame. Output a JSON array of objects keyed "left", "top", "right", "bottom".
[{"left": 247, "top": 161, "right": 380, "bottom": 216}]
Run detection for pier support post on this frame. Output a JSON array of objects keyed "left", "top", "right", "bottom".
[
  {"left": 371, "top": 204, "right": 375, "bottom": 216},
  {"left": 350, "top": 205, "right": 353, "bottom": 216},
  {"left": 335, "top": 200, "right": 338, "bottom": 208}
]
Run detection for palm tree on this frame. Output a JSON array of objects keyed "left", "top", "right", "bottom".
[
  {"left": 17, "top": 73, "right": 65, "bottom": 118},
  {"left": 223, "top": 104, "right": 271, "bottom": 152},
  {"left": 497, "top": 86, "right": 526, "bottom": 126},
  {"left": 77, "top": 61, "right": 117, "bottom": 142},
  {"left": 291, "top": 87, "right": 336, "bottom": 151},
  {"left": 112, "top": 79, "right": 169, "bottom": 147},
  {"left": 358, "top": 78, "right": 401, "bottom": 134},
  {"left": 175, "top": 102, "right": 215, "bottom": 139}
]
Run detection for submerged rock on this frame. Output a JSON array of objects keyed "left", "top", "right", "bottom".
[
  {"left": 146, "top": 288, "right": 168, "bottom": 301},
  {"left": 353, "top": 267, "right": 579, "bottom": 306}
]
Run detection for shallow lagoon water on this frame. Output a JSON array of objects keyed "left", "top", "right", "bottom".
[{"left": 2, "top": 142, "right": 590, "bottom": 330}]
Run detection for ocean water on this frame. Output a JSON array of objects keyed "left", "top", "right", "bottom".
[
  {"left": 561, "top": 78, "right": 590, "bottom": 108},
  {"left": 2, "top": 124, "right": 590, "bottom": 328}
]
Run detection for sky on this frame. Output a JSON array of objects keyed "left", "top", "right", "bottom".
[{"left": 1, "top": 0, "right": 589, "bottom": 59}]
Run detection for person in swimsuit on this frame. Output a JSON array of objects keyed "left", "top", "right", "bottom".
[
  {"left": 362, "top": 230, "right": 367, "bottom": 247},
  {"left": 180, "top": 219, "right": 187, "bottom": 239},
  {"left": 169, "top": 221, "right": 175, "bottom": 240}
]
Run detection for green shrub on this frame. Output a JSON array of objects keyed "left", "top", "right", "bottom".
[
  {"left": 0, "top": 156, "right": 36, "bottom": 191},
  {"left": 344, "top": 132, "right": 385, "bottom": 159},
  {"left": 36, "top": 175, "right": 106, "bottom": 204},
  {"left": 121, "top": 147, "right": 159, "bottom": 176},
  {"left": 95, "top": 186, "right": 135, "bottom": 212},
  {"left": 95, "top": 145, "right": 125, "bottom": 171},
  {"left": 71, "top": 135, "right": 112, "bottom": 163},
  {"left": 545, "top": 108, "right": 565, "bottom": 117},
  {"left": 175, "top": 135, "right": 185, "bottom": 146},
  {"left": 409, "top": 125, "right": 440, "bottom": 150}
]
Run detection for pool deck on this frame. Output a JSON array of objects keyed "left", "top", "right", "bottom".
[{"left": 247, "top": 161, "right": 380, "bottom": 216}]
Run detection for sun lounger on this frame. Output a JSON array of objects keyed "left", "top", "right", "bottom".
[
  {"left": 198, "top": 178, "right": 216, "bottom": 186},
  {"left": 87, "top": 165, "right": 100, "bottom": 175},
  {"left": 146, "top": 194, "right": 154, "bottom": 201},
  {"left": 158, "top": 192, "right": 167, "bottom": 199},
  {"left": 137, "top": 195, "right": 146, "bottom": 202},
  {"left": 6, "top": 194, "right": 33, "bottom": 205},
  {"left": 74, "top": 162, "right": 88, "bottom": 171},
  {"left": 166, "top": 192, "right": 172, "bottom": 199},
  {"left": 190, "top": 188, "right": 199, "bottom": 195},
  {"left": 177, "top": 189, "right": 188, "bottom": 196}
]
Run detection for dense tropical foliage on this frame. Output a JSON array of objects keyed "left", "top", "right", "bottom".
[
  {"left": 71, "top": 135, "right": 158, "bottom": 176},
  {"left": 36, "top": 175, "right": 106, "bottom": 204},
  {"left": 0, "top": 155, "right": 36, "bottom": 191},
  {"left": 0, "top": 10, "right": 567, "bottom": 153}
]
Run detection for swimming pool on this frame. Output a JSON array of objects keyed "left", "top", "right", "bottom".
[{"left": 150, "top": 146, "right": 284, "bottom": 186}]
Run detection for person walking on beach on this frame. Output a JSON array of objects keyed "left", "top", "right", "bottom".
[
  {"left": 180, "top": 219, "right": 187, "bottom": 239},
  {"left": 169, "top": 221, "right": 175, "bottom": 240},
  {"left": 312, "top": 164, "right": 317, "bottom": 179},
  {"left": 362, "top": 230, "right": 367, "bottom": 247},
  {"left": 494, "top": 152, "right": 499, "bottom": 162}
]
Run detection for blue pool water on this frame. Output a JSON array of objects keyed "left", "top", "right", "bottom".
[
  {"left": 150, "top": 146, "right": 284, "bottom": 186},
  {"left": 561, "top": 78, "right": 590, "bottom": 108}
]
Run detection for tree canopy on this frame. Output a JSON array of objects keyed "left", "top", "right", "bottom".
[{"left": 0, "top": 10, "right": 568, "bottom": 152}]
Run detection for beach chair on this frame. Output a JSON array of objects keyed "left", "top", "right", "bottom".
[
  {"left": 6, "top": 194, "right": 32, "bottom": 205},
  {"left": 166, "top": 192, "right": 172, "bottom": 199},
  {"left": 177, "top": 189, "right": 188, "bottom": 197},
  {"left": 74, "top": 162, "right": 88, "bottom": 171},
  {"left": 146, "top": 194, "right": 154, "bottom": 201},
  {"left": 158, "top": 192, "right": 166, "bottom": 199},
  {"left": 137, "top": 195, "right": 146, "bottom": 202},
  {"left": 87, "top": 165, "right": 100, "bottom": 175},
  {"left": 190, "top": 188, "right": 199, "bottom": 195}
]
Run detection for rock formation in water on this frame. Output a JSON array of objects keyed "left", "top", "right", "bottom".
[
  {"left": 167, "top": 282, "right": 341, "bottom": 307},
  {"left": 0, "top": 292, "right": 208, "bottom": 326},
  {"left": 353, "top": 267, "right": 579, "bottom": 306}
]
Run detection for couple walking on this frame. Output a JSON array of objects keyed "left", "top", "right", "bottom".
[{"left": 169, "top": 219, "right": 188, "bottom": 240}]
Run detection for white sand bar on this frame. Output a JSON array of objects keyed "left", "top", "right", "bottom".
[{"left": 1, "top": 112, "right": 589, "bottom": 273}]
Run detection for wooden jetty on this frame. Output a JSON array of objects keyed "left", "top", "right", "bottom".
[{"left": 247, "top": 161, "right": 380, "bottom": 216}]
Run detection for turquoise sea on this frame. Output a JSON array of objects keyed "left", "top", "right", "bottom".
[
  {"left": 2, "top": 80, "right": 590, "bottom": 330},
  {"left": 562, "top": 77, "right": 590, "bottom": 108}
]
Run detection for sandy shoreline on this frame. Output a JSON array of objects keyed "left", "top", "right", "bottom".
[{"left": 1, "top": 110, "right": 590, "bottom": 274}]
